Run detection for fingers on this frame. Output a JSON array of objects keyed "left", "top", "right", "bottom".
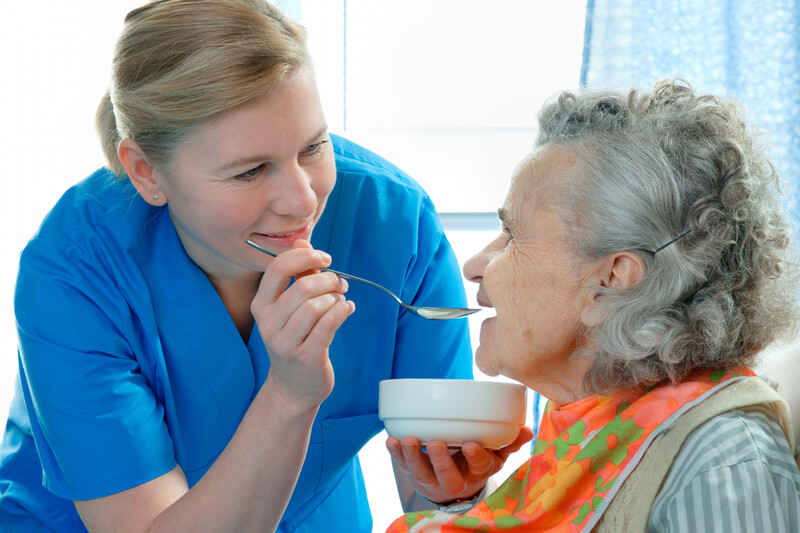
[
  {"left": 386, "top": 430, "right": 534, "bottom": 505},
  {"left": 459, "top": 426, "right": 534, "bottom": 478},
  {"left": 459, "top": 442, "right": 495, "bottom": 479},
  {"left": 264, "top": 292, "right": 351, "bottom": 359},
  {"left": 385, "top": 428, "right": 535, "bottom": 507},
  {"left": 296, "top": 294, "right": 355, "bottom": 351},
  {"left": 252, "top": 239, "right": 353, "bottom": 337},
  {"left": 291, "top": 239, "right": 322, "bottom": 279},
  {"left": 425, "top": 441, "right": 468, "bottom": 495},
  {"left": 253, "top": 270, "right": 351, "bottom": 351},
  {"left": 386, "top": 436, "right": 404, "bottom": 465},
  {"left": 394, "top": 437, "right": 437, "bottom": 485},
  {"left": 254, "top": 240, "right": 335, "bottom": 306},
  {"left": 494, "top": 425, "right": 535, "bottom": 461},
  {"left": 275, "top": 279, "right": 350, "bottom": 340},
  {"left": 251, "top": 240, "right": 355, "bottom": 396},
  {"left": 386, "top": 437, "right": 471, "bottom": 497}
]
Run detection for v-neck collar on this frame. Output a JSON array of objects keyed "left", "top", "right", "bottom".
[
  {"left": 143, "top": 209, "right": 258, "bottom": 409},
  {"left": 139, "top": 171, "right": 341, "bottom": 407}
]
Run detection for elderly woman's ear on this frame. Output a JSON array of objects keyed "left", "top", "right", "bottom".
[{"left": 580, "top": 251, "right": 646, "bottom": 327}]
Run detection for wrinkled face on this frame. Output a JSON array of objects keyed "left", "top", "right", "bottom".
[
  {"left": 155, "top": 67, "right": 336, "bottom": 280},
  {"left": 462, "top": 145, "right": 594, "bottom": 403}
]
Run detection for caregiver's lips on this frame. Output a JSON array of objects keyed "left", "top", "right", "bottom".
[{"left": 252, "top": 223, "right": 313, "bottom": 248}]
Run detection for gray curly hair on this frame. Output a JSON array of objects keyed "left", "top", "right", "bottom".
[{"left": 537, "top": 79, "right": 800, "bottom": 392}]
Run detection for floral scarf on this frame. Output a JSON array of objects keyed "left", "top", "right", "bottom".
[{"left": 386, "top": 368, "right": 755, "bottom": 533}]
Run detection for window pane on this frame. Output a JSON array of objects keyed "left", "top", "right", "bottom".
[{"left": 301, "top": 0, "right": 586, "bottom": 212}]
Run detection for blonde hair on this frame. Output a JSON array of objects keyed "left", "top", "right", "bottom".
[{"left": 96, "top": 0, "right": 310, "bottom": 178}]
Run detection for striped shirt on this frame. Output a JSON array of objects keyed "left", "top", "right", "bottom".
[{"left": 648, "top": 405, "right": 800, "bottom": 532}]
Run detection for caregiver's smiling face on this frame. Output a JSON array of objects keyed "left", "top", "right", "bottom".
[
  {"left": 154, "top": 66, "right": 336, "bottom": 281},
  {"left": 462, "top": 145, "right": 594, "bottom": 404}
]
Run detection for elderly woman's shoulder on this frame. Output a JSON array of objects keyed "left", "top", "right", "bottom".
[{"left": 648, "top": 406, "right": 800, "bottom": 530}]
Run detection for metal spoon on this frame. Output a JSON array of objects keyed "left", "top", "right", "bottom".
[{"left": 245, "top": 239, "right": 481, "bottom": 320}]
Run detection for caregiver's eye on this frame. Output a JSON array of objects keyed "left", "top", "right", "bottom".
[
  {"left": 234, "top": 164, "right": 265, "bottom": 181},
  {"left": 302, "top": 140, "right": 329, "bottom": 156}
]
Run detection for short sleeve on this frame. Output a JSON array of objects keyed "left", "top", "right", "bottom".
[{"left": 15, "top": 235, "right": 176, "bottom": 500}]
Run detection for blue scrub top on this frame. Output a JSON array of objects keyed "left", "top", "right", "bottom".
[{"left": 0, "top": 135, "right": 473, "bottom": 532}]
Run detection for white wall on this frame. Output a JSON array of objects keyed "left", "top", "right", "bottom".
[{"left": 0, "top": 3, "right": 134, "bottom": 413}]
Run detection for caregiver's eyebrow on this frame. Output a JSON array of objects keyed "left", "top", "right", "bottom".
[{"left": 217, "top": 125, "right": 329, "bottom": 173}]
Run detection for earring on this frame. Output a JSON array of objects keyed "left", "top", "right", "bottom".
[{"left": 152, "top": 193, "right": 159, "bottom": 201}]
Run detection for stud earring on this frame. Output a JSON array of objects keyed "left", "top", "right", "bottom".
[{"left": 152, "top": 193, "right": 159, "bottom": 201}]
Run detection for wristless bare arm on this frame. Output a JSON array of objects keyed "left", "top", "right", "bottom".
[{"left": 75, "top": 381, "right": 319, "bottom": 533}]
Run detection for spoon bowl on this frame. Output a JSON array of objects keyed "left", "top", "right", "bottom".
[{"left": 245, "top": 239, "right": 480, "bottom": 320}]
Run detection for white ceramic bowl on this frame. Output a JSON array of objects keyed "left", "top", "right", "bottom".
[{"left": 379, "top": 378, "right": 527, "bottom": 450}]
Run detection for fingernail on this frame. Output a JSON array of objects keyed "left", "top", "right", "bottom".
[{"left": 319, "top": 252, "right": 332, "bottom": 263}]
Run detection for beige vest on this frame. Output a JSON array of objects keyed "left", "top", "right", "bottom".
[{"left": 594, "top": 377, "right": 798, "bottom": 532}]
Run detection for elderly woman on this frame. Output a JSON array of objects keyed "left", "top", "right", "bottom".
[{"left": 387, "top": 79, "right": 800, "bottom": 532}]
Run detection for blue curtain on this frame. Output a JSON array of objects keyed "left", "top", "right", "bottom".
[{"left": 581, "top": 0, "right": 800, "bottom": 232}]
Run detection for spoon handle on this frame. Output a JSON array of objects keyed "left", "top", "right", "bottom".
[{"left": 245, "top": 239, "right": 280, "bottom": 257}]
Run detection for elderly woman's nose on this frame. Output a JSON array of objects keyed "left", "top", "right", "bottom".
[
  {"left": 463, "top": 250, "right": 489, "bottom": 283},
  {"left": 271, "top": 164, "right": 318, "bottom": 217}
]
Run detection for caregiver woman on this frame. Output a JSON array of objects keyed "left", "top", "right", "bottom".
[
  {"left": 0, "top": 1, "right": 528, "bottom": 532},
  {"left": 388, "top": 79, "right": 800, "bottom": 531}
]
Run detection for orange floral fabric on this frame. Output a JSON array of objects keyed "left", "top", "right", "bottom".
[{"left": 386, "top": 369, "right": 755, "bottom": 533}]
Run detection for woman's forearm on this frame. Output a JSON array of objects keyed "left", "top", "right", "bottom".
[
  {"left": 75, "top": 377, "right": 321, "bottom": 533},
  {"left": 148, "top": 378, "right": 319, "bottom": 532}
]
